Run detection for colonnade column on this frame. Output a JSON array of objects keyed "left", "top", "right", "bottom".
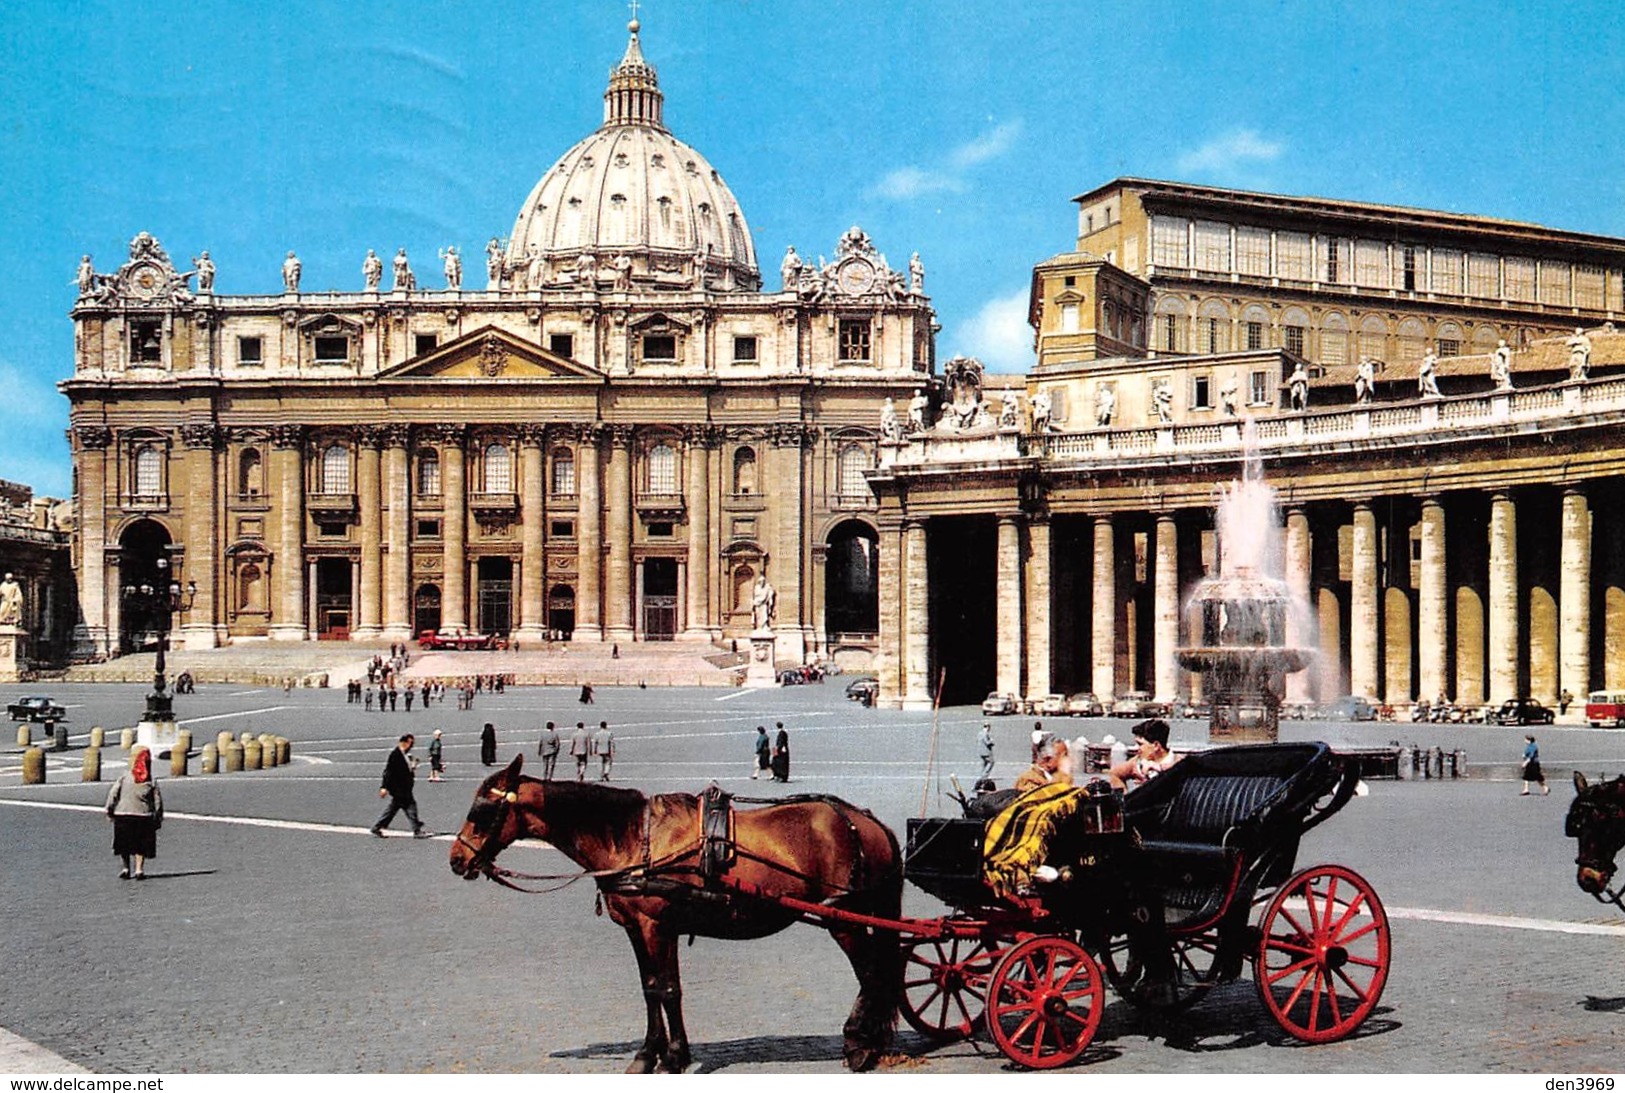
[
  {"left": 1092, "top": 516, "right": 1116, "bottom": 701},
  {"left": 1349, "top": 502, "right": 1380, "bottom": 699},
  {"left": 903, "top": 519, "right": 931, "bottom": 709},
  {"left": 381, "top": 425, "right": 411, "bottom": 641},
  {"left": 877, "top": 520, "right": 903, "bottom": 705},
  {"left": 179, "top": 423, "right": 221, "bottom": 649},
  {"left": 771, "top": 425, "right": 809, "bottom": 662},
  {"left": 605, "top": 425, "right": 634, "bottom": 643},
  {"left": 1025, "top": 519, "right": 1051, "bottom": 702},
  {"left": 440, "top": 427, "right": 467, "bottom": 632},
  {"left": 1417, "top": 497, "right": 1448, "bottom": 703},
  {"left": 1489, "top": 492, "right": 1519, "bottom": 704},
  {"left": 1560, "top": 487, "right": 1591, "bottom": 713},
  {"left": 268, "top": 425, "right": 306, "bottom": 640},
  {"left": 573, "top": 427, "right": 603, "bottom": 641},
  {"left": 72, "top": 427, "right": 112, "bottom": 655},
  {"left": 1153, "top": 513, "right": 1179, "bottom": 706},
  {"left": 1283, "top": 508, "right": 1312, "bottom": 704},
  {"left": 354, "top": 426, "right": 382, "bottom": 639},
  {"left": 995, "top": 514, "right": 1023, "bottom": 697},
  {"left": 516, "top": 426, "right": 546, "bottom": 642},
  {"left": 684, "top": 428, "right": 713, "bottom": 638}
]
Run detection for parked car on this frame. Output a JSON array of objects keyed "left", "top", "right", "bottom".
[
  {"left": 8, "top": 696, "right": 65, "bottom": 722},
  {"left": 1037, "top": 693, "right": 1070, "bottom": 717},
  {"left": 1112, "top": 691, "right": 1153, "bottom": 718},
  {"left": 1327, "top": 695, "right": 1378, "bottom": 722},
  {"left": 416, "top": 629, "right": 496, "bottom": 651},
  {"left": 844, "top": 676, "right": 878, "bottom": 702},
  {"left": 1179, "top": 701, "right": 1211, "bottom": 720},
  {"left": 1494, "top": 698, "right": 1555, "bottom": 726},
  {"left": 1065, "top": 692, "right": 1104, "bottom": 717},
  {"left": 981, "top": 691, "right": 1019, "bottom": 716}
]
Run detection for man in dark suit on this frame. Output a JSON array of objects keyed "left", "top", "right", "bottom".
[{"left": 372, "top": 733, "right": 432, "bottom": 839}]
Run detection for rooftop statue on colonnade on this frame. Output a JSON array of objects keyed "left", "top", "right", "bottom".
[
  {"left": 1287, "top": 361, "right": 1310, "bottom": 411},
  {"left": 1569, "top": 327, "right": 1593, "bottom": 382},
  {"left": 1419, "top": 346, "right": 1442, "bottom": 399},
  {"left": 1491, "top": 339, "right": 1514, "bottom": 390}
]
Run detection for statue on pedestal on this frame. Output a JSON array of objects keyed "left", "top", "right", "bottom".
[
  {"left": 1354, "top": 358, "right": 1376, "bottom": 404},
  {"left": 780, "top": 246, "right": 801, "bottom": 291},
  {"left": 76, "top": 255, "right": 96, "bottom": 297},
  {"left": 1419, "top": 346, "right": 1442, "bottom": 398},
  {"left": 574, "top": 251, "right": 598, "bottom": 287},
  {"left": 909, "top": 252, "right": 924, "bottom": 293},
  {"left": 1152, "top": 382, "right": 1174, "bottom": 423},
  {"left": 193, "top": 252, "right": 215, "bottom": 292},
  {"left": 1031, "top": 389, "right": 1053, "bottom": 433},
  {"left": 1095, "top": 384, "right": 1116, "bottom": 427},
  {"left": 393, "top": 248, "right": 415, "bottom": 291},
  {"left": 908, "top": 389, "right": 931, "bottom": 434},
  {"left": 1568, "top": 327, "right": 1593, "bottom": 381},
  {"left": 1288, "top": 361, "right": 1310, "bottom": 411},
  {"left": 486, "top": 238, "right": 504, "bottom": 289},
  {"left": 613, "top": 254, "right": 633, "bottom": 291},
  {"left": 282, "top": 251, "right": 302, "bottom": 293},
  {"left": 751, "top": 573, "right": 777, "bottom": 632},
  {"left": 1490, "top": 340, "right": 1513, "bottom": 390},
  {"left": 880, "top": 396, "right": 902, "bottom": 441},
  {"left": 440, "top": 246, "right": 462, "bottom": 290},
  {"left": 0, "top": 573, "right": 23, "bottom": 626}
]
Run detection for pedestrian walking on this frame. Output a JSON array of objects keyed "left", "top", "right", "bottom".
[
  {"left": 592, "top": 721, "right": 615, "bottom": 781},
  {"left": 106, "top": 746, "right": 162, "bottom": 880},
  {"left": 428, "top": 728, "right": 445, "bottom": 781},
  {"left": 978, "top": 721, "right": 995, "bottom": 781},
  {"left": 579, "top": 682, "right": 595, "bottom": 705},
  {"left": 1521, "top": 734, "right": 1549, "bottom": 795},
  {"left": 404, "top": 687, "right": 414, "bottom": 712},
  {"left": 388, "top": 686, "right": 398, "bottom": 712},
  {"left": 570, "top": 721, "right": 592, "bottom": 780},
  {"left": 538, "top": 720, "right": 561, "bottom": 781},
  {"left": 421, "top": 682, "right": 431, "bottom": 708},
  {"left": 480, "top": 722, "right": 497, "bottom": 767},
  {"left": 371, "top": 733, "right": 431, "bottom": 838},
  {"left": 771, "top": 722, "right": 791, "bottom": 782},
  {"left": 752, "top": 725, "right": 771, "bottom": 779},
  {"left": 364, "top": 687, "right": 374, "bottom": 712}
]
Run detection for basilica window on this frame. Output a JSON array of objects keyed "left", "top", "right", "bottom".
[
  {"left": 238, "top": 449, "right": 264, "bottom": 497},
  {"left": 551, "top": 448, "right": 575, "bottom": 497},
  {"left": 1438, "top": 338, "right": 1461, "bottom": 357},
  {"left": 646, "top": 443, "right": 677, "bottom": 494},
  {"left": 837, "top": 446, "right": 871, "bottom": 501},
  {"left": 838, "top": 320, "right": 871, "bottom": 362},
  {"left": 549, "top": 333, "right": 575, "bottom": 358},
  {"left": 414, "top": 334, "right": 438, "bottom": 357},
  {"left": 133, "top": 445, "right": 163, "bottom": 498},
  {"left": 320, "top": 445, "right": 351, "bottom": 494},
  {"left": 642, "top": 334, "right": 677, "bottom": 362},
  {"left": 417, "top": 449, "right": 441, "bottom": 497},
  {"left": 237, "top": 337, "right": 263, "bottom": 366},
  {"left": 1160, "top": 313, "right": 1181, "bottom": 353},
  {"left": 732, "top": 336, "right": 758, "bottom": 363},
  {"left": 130, "top": 321, "right": 163, "bottom": 364},
  {"left": 733, "top": 447, "right": 758, "bottom": 495},
  {"left": 314, "top": 336, "right": 350, "bottom": 364},
  {"left": 483, "top": 443, "right": 512, "bottom": 493}
]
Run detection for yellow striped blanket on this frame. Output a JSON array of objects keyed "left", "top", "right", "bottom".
[{"left": 982, "top": 782, "right": 1088, "bottom": 901}]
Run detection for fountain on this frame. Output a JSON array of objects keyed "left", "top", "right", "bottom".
[{"left": 1176, "top": 433, "right": 1313, "bottom": 743}]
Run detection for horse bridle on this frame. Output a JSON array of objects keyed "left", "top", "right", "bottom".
[
  {"left": 455, "top": 786, "right": 519, "bottom": 879},
  {"left": 1567, "top": 793, "right": 1625, "bottom": 913}
]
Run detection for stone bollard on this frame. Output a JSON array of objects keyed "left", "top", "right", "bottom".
[
  {"left": 49, "top": 720, "right": 66, "bottom": 752},
  {"left": 276, "top": 737, "right": 291, "bottom": 765},
  {"left": 22, "top": 747, "right": 45, "bottom": 784},
  {"left": 170, "top": 746, "right": 189, "bottom": 777},
  {"left": 243, "top": 738, "right": 263, "bottom": 770},
  {"left": 176, "top": 729, "right": 192, "bottom": 758},
  {"left": 120, "top": 728, "right": 135, "bottom": 751},
  {"left": 90, "top": 726, "right": 105, "bottom": 749},
  {"left": 217, "top": 730, "right": 233, "bottom": 753},
  {"left": 82, "top": 746, "right": 101, "bottom": 782},
  {"left": 201, "top": 743, "right": 218, "bottom": 775},
  {"left": 224, "top": 741, "right": 244, "bottom": 772},
  {"left": 16, "top": 724, "right": 29, "bottom": 748},
  {"left": 259, "top": 733, "right": 278, "bottom": 768}
]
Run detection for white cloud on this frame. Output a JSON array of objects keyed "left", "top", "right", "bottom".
[
  {"left": 869, "top": 119, "right": 1023, "bottom": 202},
  {"left": 1177, "top": 129, "right": 1284, "bottom": 174},
  {"left": 952, "top": 288, "right": 1034, "bottom": 373}
]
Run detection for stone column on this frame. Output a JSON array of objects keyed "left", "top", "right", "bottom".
[
  {"left": 268, "top": 426, "right": 306, "bottom": 641},
  {"left": 1488, "top": 492, "right": 1519, "bottom": 704},
  {"left": 354, "top": 426, "right": 383, "bottom": 639},
  {"left": 1560, "top": 487, "right": 1591, "bottom": 713},
  {"left": 771, "top": 424, "right": 810, "bottom": 662},
  {"left": 516, "top": 426, "right": 547, "bottom": 643},
  {"left": 1318, "top": 588, "right": 1343, "bottom": 699},
  {"left": 1284, "top": 507, "right": 1312, "bottom": 704},
  {"left": 877, "top": 520, "right": 903, "bottom": 706},
  {"left": 1092, "top": 516, "right": 1116, "bottom": 701},
  {"left": 604, "top": 425, "right": 634, "bottom": 643},
  {"left": 381, "top": 425, "right": 412, "bottom": 641},
  {"left": 903, "top": 519, "right": 931, "bottom": 709},
  {"left": 1025, "top": 519, "right": 1052, "bottom": 702},
  {"left": 440, "top": 427, "right": 467, "bottom": 631},
  {"left": 1349, "top": 502, "right": 1379, "bottom": 699},
  {"left": 684, "top": 427, "right": 714, "bottom": 638},
  {"left": 995, "top": 514, "right": 1023, "bottom": 696},
  {"left": 72, "top": 427, "right": 113, "bottom": 657},
  {"left": 179, "top": 423, "right": 222, "bottom": 649},
  {"left": 1153, "top": 513, "right": 1179, "bottom": 705},
  {"left": 1418, "top": 497, "right": 1448, "bottom": 702},
  {"left": 574, "top": 427, "right": 603, "bottom": 641}
]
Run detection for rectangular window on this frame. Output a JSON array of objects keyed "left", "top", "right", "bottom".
[
  {"left": 1150, "top": 216, "right": 1188, "bottom": 267},
  {"left": 1467, "top": 253, "right": 1499, "bottom": 298},
  {"left": 416, "top": 519, "right": 440, "bottom": 539},
  {"left": 551, "top": 456, "right": 575, "bottom": 496},
  {"left": 641, "top": 334, "right": 677, "bottom": 361},
  {"left": 1438, "top": 338, "right": 1461, "bottom": 357},
  {"left": 647, "top": 521, "right": 674, "bottom": 537},
  {"left": 1504, "top": 257, "right": 1536, "bottom": 302},
  {"left": 1235, "top": 226, "right": 1270, "bottom": 277},
  {"left": 1276, "top": 232, "right": 1311, "bottom": 280},
  {"left": 1354, "top": 240, "right": 1388, "bottom": 288},
  {"left": 314, "top": 336, "right": 350, "bottom": 363},
  {"left": 130, "top": 321, "right": 163, "bottom": 363},
  {"left": 1325, "top": 237, "right": 1343, "bottom": 283},
  {"left": 1321, "top": 330, "right": 1348, "bottom": 368},
  {"left": 1191, "top": 375, "right": 1212, "bottom": 409},
  {"left": 1249, "top": 370, "right": 1269, "bottom": 405},
  {"left": 1430, "top": 249, "right": 1463, "bottom": 295},
  {"left": 414, "top": 333, "right": 438, "bottom": 356},
  {"left": 1192, "top": 220, "right": 1229, "bottom": 273},
  {"left": 549, "top": 520, "right": 574, "bottom": 538},
  {"left": 1284, "top": 325, "right": 1305, "bottom": 357},
  {"left": 317, "top": 522, "right": 348, "bottom": 539},
  {"left": 1402, "top": 246, "right": 1417, "bottom": 291},
  {"left": 549, "top": 333, "right": 575, "bottom": 358},
  {"left": 1539, "top": 261, "right": 1572, "bottom": 306},
  {"left": 732, "top": 335, "right": 758, "bottom": 362},
  {"left": 1206, "top": 317, "right": 1221, "bottom": 354},
  {"left": 1162, "top": 314, "right": 1178, "bottom": 352},
  {"left": 1060, "top": 303, "right": 1080, "bottom": 333},
  {"left": 1576, "top": 265, "right": 1606, "bottom": 310},
  {"left": 237, "top": 336, "right": 263, "bottom": 366},
  {"left": 838, "top": 319, "right": 871, "bottom": 361},
  {"left": 1245, "top": 321, "right": 1263, "bottom": 350}
]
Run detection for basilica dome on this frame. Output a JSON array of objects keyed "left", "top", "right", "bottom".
[{"left": 506, "top": 21, "right": 760, "bottom": 292}]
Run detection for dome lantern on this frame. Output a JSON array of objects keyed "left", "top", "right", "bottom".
[{"left": 604, "top": 19, "right": 665, "bottom": 130}]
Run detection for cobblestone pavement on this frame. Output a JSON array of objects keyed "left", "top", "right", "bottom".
[{"left": 2, "top": 681, "right": 1623, "bottom": 1074}]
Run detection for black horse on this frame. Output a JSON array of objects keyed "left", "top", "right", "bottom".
[{"left": 1566, "top": 772, "right": 1625, "bottom": 910}]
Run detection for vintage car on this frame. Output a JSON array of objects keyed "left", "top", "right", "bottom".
[
  {"left": 1037, "top": 693, "right": 1070, "bottom": 717},
  {"left": 1065, "top": 692, "right": 1105, "bottom": 717},
  {"left": 980, "top": 691, "right": 1019, "bottom": 716},
  {"left": 1111, "top": 691, "right": 1154, "bottom": 718},
  {"left": 8, "top": 696, "right": 65, "bottom": 722},
  {"left": 416, "top": 629, "right": 497, "bottom": 651},
  {"left": 843, "top": 676, "right": 878, "bottom": 702},
  {"left": 1493, "top": 698, "right": 1555, "bottom": 726}
]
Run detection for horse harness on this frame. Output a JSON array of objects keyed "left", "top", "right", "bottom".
[{"left": 1567, "top": 785, "right": 1625, "bottom": 913}]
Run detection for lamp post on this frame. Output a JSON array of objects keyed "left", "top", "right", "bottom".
[{"left": 122, "top": 557, "right": 196, "bottom": 730}]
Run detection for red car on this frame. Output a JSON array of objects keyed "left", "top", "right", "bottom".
[{"left": 417, "top": 629, "right": 496, "bottom": 651}]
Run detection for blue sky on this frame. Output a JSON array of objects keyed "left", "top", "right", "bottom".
[{"left": 3, "top": 0, "right": 1623, "bottom": 498}]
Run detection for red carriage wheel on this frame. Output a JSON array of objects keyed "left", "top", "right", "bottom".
[
  {"left": 900, "top": 930, "right": 998, "bottom": 1040},
  {"left": 985, "top": 935, "right": 1105, "bottom": 1069},
  {"left": 1099, "top": 930, "right": 1223, "bottom": 1013},
  {"left": 1254, "top": 864, "right": 1391, "bottom": 1043}
]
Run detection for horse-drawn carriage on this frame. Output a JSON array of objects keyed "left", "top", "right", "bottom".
[{"left": 449, "top": 741, "right": 1389, "bottom": 1072}]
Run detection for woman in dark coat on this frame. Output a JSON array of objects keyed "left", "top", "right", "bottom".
[
  {"left": 480, "top": 722, "right": 498, "bottom": 766},
  {"left": 770, "top": 722, "right": 790, "bottom": 783},
  {"left": 106, "top": 747, "right": 163, "bottom": 880}
]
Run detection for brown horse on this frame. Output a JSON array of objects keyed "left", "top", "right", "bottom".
[
  {"left": 448, "top": 755, "right": 903, "bottom": 1072},
  {"left": 1568, "top": 772, "right": 1625, "bottom": 909}
]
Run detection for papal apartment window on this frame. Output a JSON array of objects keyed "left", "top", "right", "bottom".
[
  {"left": 417, "top": 449, "right": 441, "bottom": 496},
  {"left": 646, "top": 443, "right": 677, "bottom": 494},
  {"left": 318, "top": 522, "right": 347, "bottom": 539},
  {"left": 237, "top": 336, "right": 263, "bottom": 366},
  {"left": 1162, "top": 315, "right": 1178, "bottom": 353},
  {"left": 838, "top": 319, "right": 871, "bottom": 362},
  {"left": 551, "top": 449, "right": 575, "bottom": 496},
  {"left": 1439, "top": 338, "right": 1461, "bottom": 357},
  {"left": 1192, "top": 375, "right": 1212, "bottom": 409},
  {"left": 1206, "top": 318, "right": 1221, "bottom": 354},
  {"left": 648, "top": 522, "right": 674, "bottom": 537},
  {"left": 550, "top": 520, "right": 574, "bottom": 538},
  {"left": 642, "top": 334, "right": 677, "bottom": 362},
  {"left": 549, "top": 333, "right": 575, "bottom": 358},
  {"left": 1402, "top": 246, "right": 1418, "bottom": 292},
  {"left": 416, "top": 519, "right": 441, "bottom": 540},
  {"left": 314, "top": 336, "right": 350, "bottom": 364},
  {"left": 414, "top": 333, "right": 438, "bottom": 357},
  {"left": 1326, "top": 239, "right": 1342, "bottom": 283},
  {"left": 1246, "top": 321, "right": 1264, "bottom": 350},
  {"left": 130, "top": 321, "right": 162, "bottom": 363},
  {"left": 321, "top": 445, "right": 351, "bottom": 494},
  {"left": 134, "top": 446, "right": 162, "bottom": 497},
  {"left": 1284, "top": 325, "right": 1305, "bottom": 358},
  {"left": 483, "top": 444, "right": 512, "bottom": 493},
  {"left": 1249, "top": 370, "right": 1269, "bottom": 405},
  {"left": 732, "top": 335, "right": 759, "bottom": 363}
]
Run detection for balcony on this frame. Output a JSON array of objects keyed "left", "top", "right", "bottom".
[
  {"left": 470, "top": 492, "right": 519, "bottom": 515},
  {"left": 636, "top": 493, "right": 685, "bottom": 520},
  {"left": 306, "top": 493, "right": 357, "bottom": 519}
]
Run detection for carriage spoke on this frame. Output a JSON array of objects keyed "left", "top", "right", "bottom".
[
  {"left": 1332, "top": 964, "right": 1374, "bottom": 1002},
  {"left": 1326, "top": 889, "right": 1365, "bottom": 937},
  {"left": 1257, "top": 866, "right": 1391, "bottom": 1044},
  {"left": 1306, "top": 967, "right": 1325, "bottom": 1030},
  {"left": 1264, "top": 935, "right": 1317, "bottom": 956},
  {"left": 1333, "top": 918, "right": 1380, "bottom": 946},
  {"left": 1274, "top": 905, "right": 1313, "bottom": 940},
  {"left": 1265, "top": 954, "right": 1316, "bottom": 985}
]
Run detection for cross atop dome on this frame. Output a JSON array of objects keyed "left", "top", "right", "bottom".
[{"left": 605, "top": 4, "right": 663, "bottom": 130}]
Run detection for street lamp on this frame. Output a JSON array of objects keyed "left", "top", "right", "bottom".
[{"left": 121, "top": 557, "right": 197, "bottom": 725}]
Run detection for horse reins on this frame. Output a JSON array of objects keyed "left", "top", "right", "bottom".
[{"left": 1568, "top": 793, "right": 1625, "bottom": 913}]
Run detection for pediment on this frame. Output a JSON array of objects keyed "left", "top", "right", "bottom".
[{"left": 378, "top": 326, "right": 604, "bottom": 382}]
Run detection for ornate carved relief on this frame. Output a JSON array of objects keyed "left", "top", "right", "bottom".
[
  {"left": 604, "top": 424, "right": 635, "bottom": 448},
  {"left": 380, "top": 423, "right": 412, "bottom": 449},
  {"left": 479, "top": 334, "right": 507, "bottom": 377},
  {"left": 74, "top": 233, "right": 195, "bottom": 308},
  {"left": 75, "top": 426, "right": 113, "bottom": 451},
  {"left": 515, "top": 423, "right": 548, "bottom": 446},
  {"left": 269, "top": 425, "right": 305, "bottom": 450},
  {"left": 425, "top": 424, "right": 466, "bottom": 446},
  {"left": 353, "top": 425, "right": 384, "bottom": 448},
  {"left": 179, "top": 423, "right": 223, "bottom": 450}
]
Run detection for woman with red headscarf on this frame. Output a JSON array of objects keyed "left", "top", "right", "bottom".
[{"left": 106, "top": 746, "right": 163, "bottom": 880}]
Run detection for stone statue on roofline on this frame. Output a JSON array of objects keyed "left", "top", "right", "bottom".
[
  {"left": 440, "top": 246, "right": 462, "bottom": 290},
  {"left": 282, "top": 251, "right": 302, "bottom": 293},
  {"left": 1095, "top": 384, "right": 1116, "bottom": 427},
  {"left": 1354, "top": 357, "right": 1376, "bottom": 404},
  {"left": 1031, "top": 389, "right": 1053, "bottom": 433},
  {"left": 1287, "top": 361, "right": 1309, "bottom": 411},
  {"left": 781, "top": 245, "right": 802, "bottom": 291},
  {"left": 1568, "top": 327, "right": 1592, "bottom": 382},
  {"left": 363, "top": 249, "right": 383, "bottom": 291},
  {"left": 1418, "top": 345, "right": 1442, "bottom": 399},
  {"left": 1490, "top": 339, "right": 1513, "bottom": 390},
  {"left": 486, "top": 238, "right": 504, "bottom": 289},
  {"left": 393, "top": 248, "right": 415, "bottom": 291},
  {"left": 908, "top": 388, "right": 931, "bottom": 434},
  {"left": 192, "top": 251, "right": 215, "bottom": 292},
  {"left": 880, "top": 396, "right": 902, "bottom": 442},
  {"left": 909, "top": 252, "right": 924, "bottom": 293}
]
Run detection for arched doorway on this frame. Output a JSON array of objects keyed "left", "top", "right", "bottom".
[
  {"left": 315, "top": 558, "right": 353, "bottom": 640},
  {"left": 117, "top": 520, "right": 173, "bottom": 654},
  {"left": 548, "top": 584, "right": 575, "bottom": 639},
  {"left": 825, "top": 520, "right": 879, "bottom": 637},
  {"left": 642, "top": 557, "right": 678, "bottom": 640},
  {"left": 477, "top": 557, "right": 513, "bottom": 635},
  {"left": 414, "top": 584, "right": 442, "bottom": 637}
]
